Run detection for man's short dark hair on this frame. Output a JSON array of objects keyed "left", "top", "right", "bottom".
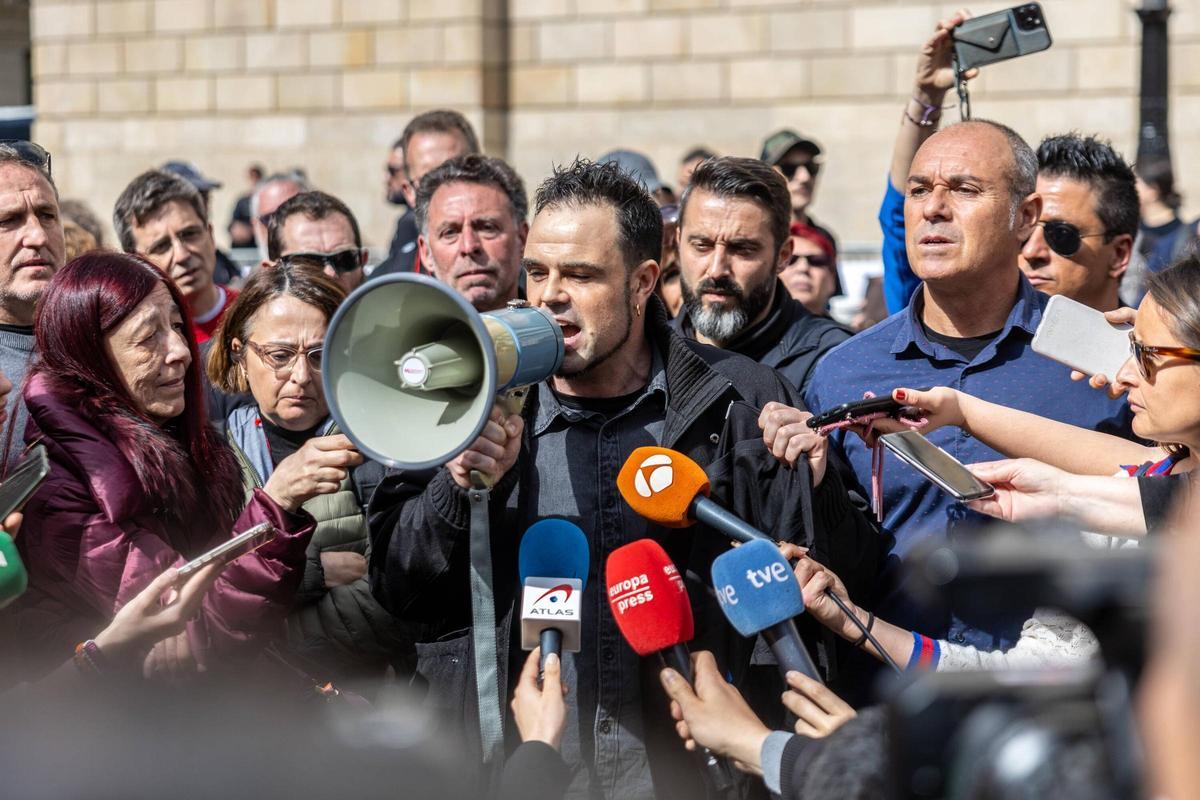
[
  {"left": 679, "top": 157, "right": 791, "bottom": 252},
  {"left": 113, "top": 170, "right": 207, "bottom": 254},
  {"left": 682, "top": 147, "right": 716, "bottom": 164},
  {"left": 533, "top": 158, "right": 662, "bottom": 272},
  {"left": 415, "top": 154, "right": 528, "bottom": 235},
  {"left": 399, "top": 110, "right": 480, "bottom": 168},
  {"left": 266, "top": 190, "right": 362, "bottom": 261},
  {"left": 1037, "top": 133, "right": 1139, "bottom": 240}
]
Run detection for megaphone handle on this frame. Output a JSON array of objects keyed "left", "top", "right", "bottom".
[
  {"left": 498, "top": 385, "right": 530, "bottom": 416},
  {"left": 468, "top": 386, "right": 531, "bottom": 491}
]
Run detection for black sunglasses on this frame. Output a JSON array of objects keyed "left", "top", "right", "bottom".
[
  {"left": 1038, "top": 220, "right": 1110, "bottom": 258},
  {"left": 281, "top": 250, "right": 362, "bottom": 275},
  {"left": 0, "top": 140, "right": 52, "bottom": 178},
  {"left": 777, "top": 160, "right": 820, "bottom": 181},
  {"left": 786, "top": 253, "right": 832, "bottom": 269}
]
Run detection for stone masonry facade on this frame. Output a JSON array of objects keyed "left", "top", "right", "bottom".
[{"left": 28, "top": 0, "right": 1200, "bottom": 253}]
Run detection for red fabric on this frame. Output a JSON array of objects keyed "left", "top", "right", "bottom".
[
  {"left": 789, "top": 222, "right": 836, "bottom": 263},
  {"left": 9, "top": 372, "right": 313, "bottom": 678},
  {"left": 192, "top": 286, "right": 239, "bottom": 344}
]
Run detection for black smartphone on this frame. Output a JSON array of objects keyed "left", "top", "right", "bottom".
[
  {"left": 880, "top": 431, "right": 994, "bottom": 502},
  {"left": 807, "top": 395, "right": 907, "bottom": 430},
  {"left": 176, "top": 522, "right": 277, "bottom": 581},
  {"left": 0, "top": 444, "right": 50, "bottom": 522},
  {"left": 952, "top": 3, "right": 1052, "bottom": 73}
]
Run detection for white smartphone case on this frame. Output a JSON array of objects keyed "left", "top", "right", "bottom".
[{"left": 1032, "top": 295, "right": 1132, "bottom": 379}]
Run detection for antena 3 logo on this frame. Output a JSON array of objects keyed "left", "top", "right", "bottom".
[{"left": 634, "top": 454, "right": 674, "bottom": 498}]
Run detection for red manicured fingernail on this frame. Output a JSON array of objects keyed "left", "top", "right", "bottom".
[{"left": 895, "top": 389, "right": 907, "bottom": 401}]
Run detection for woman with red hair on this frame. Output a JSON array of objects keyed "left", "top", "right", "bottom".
[{"left": 7, "top": 251, "right": 315, "bottom": 680}]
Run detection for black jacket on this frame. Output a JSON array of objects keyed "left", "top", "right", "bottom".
[
  {"left": 370, "top": 210, "right": 419, "bottom": 279},
  {"left": 366, "top": 300, "right": 881, "bottom": 794},
  {"left": 673, "top": 281, "right": 852, "bottom": 393}
]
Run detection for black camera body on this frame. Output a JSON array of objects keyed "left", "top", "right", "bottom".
[
  {"left": 952, "top": 3, "right": 1053, "bottom": 73},
  {"left": 884, "top": 528, "right": 1151, "bottom": 799}
]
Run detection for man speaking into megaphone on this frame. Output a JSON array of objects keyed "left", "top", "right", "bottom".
[{"left": 365, "top": 158, "right": 882, "bottom": 800}]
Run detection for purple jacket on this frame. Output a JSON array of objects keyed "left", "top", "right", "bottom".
[{"left": 8, "top": 374, "right": 315, "bottom": 678}]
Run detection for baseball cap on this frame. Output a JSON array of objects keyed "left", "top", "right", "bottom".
[
  {"left": 161, "top": 160, "right": 223, "bottom": 192},
  {"left": 598, "top": 149, "right": 665, "bottom": 194},
  {"left": 759, "top": 130, "right": 822, "bottom": 166}
]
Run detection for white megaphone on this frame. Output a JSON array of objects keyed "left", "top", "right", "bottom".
[{"left": 322, "top": 273, "right": 564, "bottom": 470}]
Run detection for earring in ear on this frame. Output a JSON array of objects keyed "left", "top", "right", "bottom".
[{"left": 635, "top": 303, "right": 641, "bottom": 317}]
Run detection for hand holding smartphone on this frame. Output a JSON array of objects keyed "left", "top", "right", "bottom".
[
  {"left": 1032, "top": 295, "right": 1132, "bottom": 380},
  {"left": 176, "top": 522, "right": 277, "bottom": 581},
  {"left": 880, "top": 431, "right": 994, "bottom": 502}
]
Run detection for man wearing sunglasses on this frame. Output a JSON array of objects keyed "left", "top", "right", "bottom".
[
  {"left": 760, "top": 129, "right": 838, "bottom": 258},
  {"left": 265, "top": 191, "right": 367, "bottom": 293},
  {"left": 1018, "top": 134, "right": 1137, "bottom": 313},
  {"left": 804, "top": 120, "right": 1134, "bottom": 682}
]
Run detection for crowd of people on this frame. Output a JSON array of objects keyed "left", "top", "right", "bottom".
[{"left": 1, "top": 9, "right": 1199, "bottom": 800}]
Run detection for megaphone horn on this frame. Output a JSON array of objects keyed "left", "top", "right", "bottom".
[{"left": 322, "top": 273, "right": 564, "bottom": 470}]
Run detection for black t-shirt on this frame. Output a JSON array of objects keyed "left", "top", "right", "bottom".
[
  {"left": 920, "top": 320, "right": 1002, "bottom": 362},
  {"left": 0, "top": 324, "right": 33, "bottom": 336},
  {"left": 554, "top": 387, "right": 646, "bottom": 420},
  {"left": 262, "top": 416, "right": 322, "bottom": 465}
]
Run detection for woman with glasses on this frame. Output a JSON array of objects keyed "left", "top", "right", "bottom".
[
  {"left": 206, "top": 261, "right": 410, "bottom": 686},
  {"left": 781, "top": 223, "right": 842, "bottom": 317},
  {"left": 6, "top": 252, "right": 315, "bottom": 681},
  {"left": 876, "top": 254, "right": 1200, "bottom": 486},
  {"left": 770, "top": 256, "right": 1200, "bottom": 672}
]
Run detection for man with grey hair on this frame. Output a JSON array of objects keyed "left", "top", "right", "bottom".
[
  {"left": 250, "top": 170, "right": 310, "bottom": 261},
  {"left": 800, "top": 119, "right": 1133, "bottom": 658},
  {"left": 114, "top": 169, "right": 235, "bottom": 343},
  {"left": 0, "top": 141, "right": 65, "bottom": 468},
  {"left": 414, "top": 153, "right": 526, "bottom": 312}
]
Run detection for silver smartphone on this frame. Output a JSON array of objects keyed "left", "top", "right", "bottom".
[
  {"left": 1032, "top": 294, "right": 1132, "bottom": 379},
  {"left": 176, "top": 522, "right": 277, "bottom": 580},
  {"left": 880, "top": 431, "right": 995, "bottom": 502}
]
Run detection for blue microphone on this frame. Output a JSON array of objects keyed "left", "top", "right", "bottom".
[
  {"left": 710, "top": 539, "right": 822, "bottom": 683},
  {"left": 519, "top": 519, "right": 590, "bottom": 677}
]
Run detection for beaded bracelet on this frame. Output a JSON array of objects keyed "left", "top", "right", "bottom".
[
  {"left": 72, "top": 639, "right": 106, "bottom": 676},
  {"left": 904, "top": 96, "right": 951, "bottom": 128}
]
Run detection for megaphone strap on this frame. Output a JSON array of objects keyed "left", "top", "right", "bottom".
[{"left": 468, "top": 485, "right": 505, "bottom": 763}]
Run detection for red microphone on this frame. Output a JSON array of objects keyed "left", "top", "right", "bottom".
[{"left": 605, "top": 539, "right": 733, "bottom": 791}]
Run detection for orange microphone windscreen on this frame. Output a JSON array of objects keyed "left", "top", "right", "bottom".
[
  {"left": 616, "top": 446, "right": 710, "bottom": 529},
  {"left": 605, "top": 539, "right": 694, "bottom": 656}
]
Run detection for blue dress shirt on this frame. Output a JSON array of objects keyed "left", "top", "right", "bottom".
[{"left": 804, "top": 275, "right": 1133, "bottom": 651}]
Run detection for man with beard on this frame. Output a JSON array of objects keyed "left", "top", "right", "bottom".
[
  {"left": 414, "top": 153, "right": 525, "bottom": 311},
  {"left": 673, "top": 156, "right": 850, "bottom": 392},
  {"left": 367, "top": 158, "right": 880, "bottom": 799},
  {"left": 0, "top": 142, "right": 65, "bottom": 469},
  {"left": 114, "top": 170, "right": 236, "bottom": 344}
]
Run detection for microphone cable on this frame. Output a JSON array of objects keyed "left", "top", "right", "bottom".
[{"left": 824, "top": 591, "right": 903, "bottom": 675}]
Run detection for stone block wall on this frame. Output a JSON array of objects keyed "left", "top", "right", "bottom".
[{"left": 27, "top": 0, "right": 1200, "bottom": 252}]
